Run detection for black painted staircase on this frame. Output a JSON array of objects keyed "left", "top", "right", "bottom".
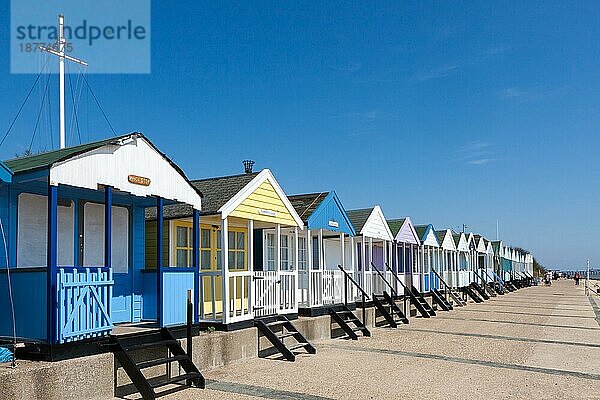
[
  {"left": 490, "top": 282, "right": 505, "bottom": 295},
  {"left": 372, "top": 291, "right": 410, "bottom": 328},
  {"left": 470, "top": 282, "right": 490, "bottom": 300},
  {"left": 449, "top": 288, "right": 467, "bottom": 306},
  {"left": 463, "top": 285, "right": 484, "bottom": 303},
  {"left": 505, "top": 281, "right": 517, "bottom": 291},
  {"left": 255, "top": 315, "right": 316, "bottom": 361},
  {"left": 410, "top": 286, "right": 436, "bottom": 317},
  {"left": 329, "top": 305, "right": 371, "bottom": 339},
  {"left": 431, "top": 289, "right": 453, "bottom": 311},
  {"left": 110, "top": 328, "right": 204, "bottom": 400}
]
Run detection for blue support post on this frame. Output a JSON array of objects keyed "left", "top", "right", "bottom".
[
  {"left": 104, "top": 186, "right": 112, "bottom": 321},
  {"left": 192, "top": 209, "right": 200, "bottom": 323},
  {"left": 104, "top": 186, "right": 112, "bottom": 269},
  {"left": 156, "top": 197, "right": 164, "bottom": 327},
  {"left": 46, "top": 183, "right": 58, "bottom": 344}
]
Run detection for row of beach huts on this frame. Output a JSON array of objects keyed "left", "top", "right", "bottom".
[{"left": 0, "top": 132, "right": 535, "bottom": 398}]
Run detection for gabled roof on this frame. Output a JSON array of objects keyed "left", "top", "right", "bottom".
[
  {"left": 288, "top": 191, "right": 355, "bottom": 235},
  {"left": 147, "top": 172, "right": 258, "bottom": 219},
  {"left": 387, "top": 217, "right": 420, "bottom": 244},
  {"left": 5, "top": 133, "right": 203, "bottom": 209},
  {"left": 347, "top": 208, "right": 372, "bottom": 233},
  {"left": 289, "top": 192, "right": 329, "bottom": 223},
  {"left": 387, "top": 218, "right": 406, "bottom": 237},
  {"left": 435, "top": 229, "right": 457, "bottom": 251},
  {"left": 147, "top": 169, "right": 303, "bottom": 228},
  {"left": 414, "top": 224, "right": 440, "bottom": 247},
  {"left": 4, "top": 135, "right": 130, "bottom": 174},
  {"left": 347, "top": 206, "right": 393, "bottom": 241}
]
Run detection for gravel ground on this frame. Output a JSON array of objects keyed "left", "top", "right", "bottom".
[{"left": 127, "top": 280, "right": 600, "bottom": 399}]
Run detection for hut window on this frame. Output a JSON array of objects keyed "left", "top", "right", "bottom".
[
  {"left": 200, "top": 228, "right": 211, "bottom": 270},
  {"left": 174, "top": 223, "right": 192, "bottom": 267},
  {"left": 17, "top": 193, "right": 74, "bottom": 268},
  {"left": 298, "top": 237, "right": 307, "bottom": 271},
  {"left": 311, "top": 236, "right": 319, "bottom": 269},
  {"left": 228, "top": 229, "right": 247, "bottom": 271},
  {"left": 280, "top": 235, "right": 289, "bottom": 270},
  {"left": 266, "top": 233, "right": 275, "bottom": 270}
]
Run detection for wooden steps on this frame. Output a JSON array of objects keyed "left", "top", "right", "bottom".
[
  {"left": 109, "top": 327, "right": 204, "bottom": 400},
  {"left": 372, "top": 291, "right": 409, "bottom": 328},
  {"left": 410, "top": 286, "right": 436, "bottom": 317},
  {"left": 255, "top": 315, "right": 316, "bottom": 362},
  {"left": 463, "top": 285, "right": 484, "bottom": 303},
  {"left": 329, "top": 305, "right": 371, "bottom": 339},
  {"left": 470, "top": 282, "right": 490, "bottom": 300},
  {"left": 431, "top": 289, "right": 453, "bottom": 311}
]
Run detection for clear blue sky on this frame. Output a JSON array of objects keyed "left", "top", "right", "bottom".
[{"left": 0, "top": 1, "right": 598, "bottom": 269}]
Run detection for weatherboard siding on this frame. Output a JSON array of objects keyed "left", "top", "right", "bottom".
[
  {"left": 230, "top": 180, "right": 297, "bottom": 226},
  {"left": 307, "top": 192, "right": 354, "bottom": 235},
  {"left": 361, "top": 210, "right": 392, "bottom": 241},
  {"left": 395, "top": 220, "right": 419, "bottom": 244}
]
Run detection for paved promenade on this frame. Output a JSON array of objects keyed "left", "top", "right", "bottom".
[{"left": 157, "top": 280, "right": 600, "bottom": 400}]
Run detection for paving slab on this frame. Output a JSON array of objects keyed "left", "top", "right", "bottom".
[{"left": 126, "top": 280, "right": 600, "bottom": 399}]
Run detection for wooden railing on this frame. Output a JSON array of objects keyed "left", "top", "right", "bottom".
[{"left": 56, "top": 267, "right": 113, "bottom": 343}]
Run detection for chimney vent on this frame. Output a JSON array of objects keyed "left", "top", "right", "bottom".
[{"left": 243, "top": 160, "right": 255, "bottom": 174}]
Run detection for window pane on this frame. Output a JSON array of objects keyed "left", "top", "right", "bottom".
[
  {"left": 176, "top": 249, "right": 188, "bottom": 267},
  {"left": 228, "top": 231, "right": 235, "bottom": 249},
  {"left": 236, "top": 251, "right": 245, "bottom": 269},
  {"left": 216, "top": 231, "right": 222, "bottom": 250},
  {"left": 216, "top": 250, "right": 222, "bottom": 268},
  {"left": 228, "top": 250, "right": 235, "bottom": 268},
  {"left": 201, "top": 250, "right": 211, "bottom": 270},
  {"left": 176, "top": 226, "right": 188, "bottom": 247},
  {"left": 201, "top": 229, "right": 211, "bottom": 248},
  {"left": 237, "top": 232, "right": 245, "bottom": 250}
]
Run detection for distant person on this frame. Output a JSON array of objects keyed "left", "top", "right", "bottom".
[
  {"left": 574, "top": 272, "right": 580, "bottom": 285},
  {"left": 545, "top": 272, "right": 552, "bottom": 286}
]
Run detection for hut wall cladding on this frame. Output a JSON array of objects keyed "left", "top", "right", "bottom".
[
  {"left": 145, "top": 220, "right": 169, "bottom": 268},
  {"left": 308, "top": 193, "right": 353, "bottom": 234},
  {"left": 396, "top": 220, "right": 419, "bottom": 244},
  {"left": 229, "top": 180, "right": 297, "bottom": 226},
  {"left": 361, "top": 211, "right": 390, "bottom": 240}
]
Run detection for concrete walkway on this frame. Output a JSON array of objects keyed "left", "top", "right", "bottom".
[{"left": 159, "top": 280, "right": 600, "bottom": 400}]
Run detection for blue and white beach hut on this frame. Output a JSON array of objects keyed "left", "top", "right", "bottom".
[{"left": 0, "top": 133, "right": 203, "bottom": 357}]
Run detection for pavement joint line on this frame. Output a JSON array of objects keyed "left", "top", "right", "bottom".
[
  {"left": 470, "top": 303, "right": 591, "bottom": 312},
  {"left": 587, "top": 294, "right": 600, "bottom": 327},
  {"left": 457, "top": 308, "right": 596, "bottom": 319},
  {"left": 323, "top": 344, "right": 600, "bottom": 382},
  {"left": 205, "top": 379, "right": 334, "bottom": 400},
  {"left": 435, "top": 315, "right": 600, "bottom": 331},
  {"left": 398, "top": 327, "right": 600, "bottom": 348}
]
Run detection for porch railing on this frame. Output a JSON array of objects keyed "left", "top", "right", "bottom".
[
  {"left": 322, "top": 269, "right": 343, "bottom": 305},
  {"left": 279, "top": 270, "right": 297, "bottom": 314},
  {"left": 253, "top": 271, "right": 278, "bottom": 317},
  {"left": 56, "top": 267, "right": 113, "bottom": 343},
  {"left": 228, "top": 270, "right": 252, "bottom": 322}
]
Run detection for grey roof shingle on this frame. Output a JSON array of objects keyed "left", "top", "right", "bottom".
[
  {"left": 346, "top": 208, "right": 374, "bottom": 233},
  {"left": 146, "top": 172, "right": 259, "bottom": 220},
  {"left": 288, "top": 192, "right": 329, "bottom": 224}
]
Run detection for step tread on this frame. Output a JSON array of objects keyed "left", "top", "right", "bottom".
[
  {"left": 287, "top": 342, "right": 309, "bottom": 351},
  {"left": 124, "top": 339, "right": 178, "bottom": 351},
  {"left": 150, "top": 372, "right": 202, "bottom": 388},
  {"left": 137, "top": 354, "right": 189, "bottom": 369}
]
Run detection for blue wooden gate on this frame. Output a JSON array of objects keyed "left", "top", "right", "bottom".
[{"left": 56, "top": 267, "right": 114, "bottom": 343}]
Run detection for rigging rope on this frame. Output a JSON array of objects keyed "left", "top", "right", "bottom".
[
  {"left": 0, "top": 56, "right": 51, "bottom": 148},
  {"left": 81, "top": 72, "right": 117, "bottom": 137}
]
